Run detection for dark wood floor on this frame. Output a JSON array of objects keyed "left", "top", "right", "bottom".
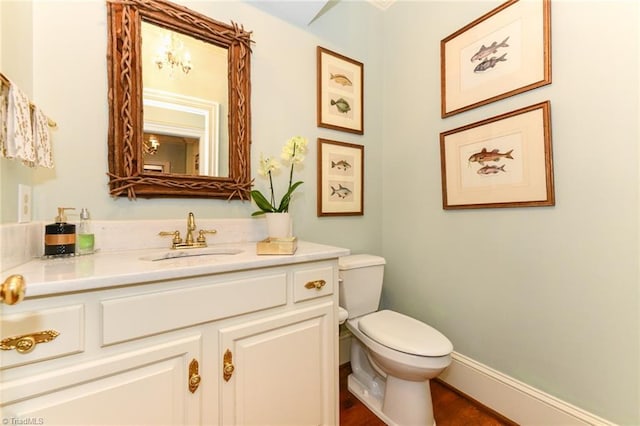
[{"left": 340, "top": 364, "right": 517, "bottom": 426}]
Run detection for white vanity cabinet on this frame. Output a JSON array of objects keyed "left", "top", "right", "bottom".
[
  {"left": 219, "top": 263, "right": 336, "bottom": 425},
  {"left": 0, "top": 254, "right": 341, "bottom": 426}
]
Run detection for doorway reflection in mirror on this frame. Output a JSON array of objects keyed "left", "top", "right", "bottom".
[
  {"left": 143, "top": 132, "right": 199, "bottom": 175},
  {"left": 143, "top": 90, "right": 221, "bottom": 176}
]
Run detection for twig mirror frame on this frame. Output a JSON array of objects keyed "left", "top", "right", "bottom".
[{"left": 106, "top": 0, "right": 253, "bottom": 199}]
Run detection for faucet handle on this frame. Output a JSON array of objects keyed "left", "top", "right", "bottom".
[
  {"left": 196, "top": 229, "right": 217, "bottom": 244},
  {"left": 159, "top": 230, "right": 182, "bottom": 247}
]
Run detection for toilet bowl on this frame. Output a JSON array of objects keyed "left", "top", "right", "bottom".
[
  {"left": 346, "top": 312, "right": 452, "bottom": 426},
  {"left": 339, "top": 255, "right": 453, "bottom": 426},
  {"left": 349, "top": 311, "right": 452, "bottom": 380}
]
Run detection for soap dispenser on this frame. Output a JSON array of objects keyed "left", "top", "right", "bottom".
[
  {"left": 77, "top": 208, "right": 95, "bottom": 255},
  {"left": 44, "top": 207, "right": 76, "bottom": 256}
]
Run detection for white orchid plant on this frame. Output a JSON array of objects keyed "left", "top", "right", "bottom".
[{"left": 251, "top": 136, "right": 308, "bottom": 216}]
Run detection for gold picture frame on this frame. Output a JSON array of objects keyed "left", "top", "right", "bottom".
[
  {"left": 317, "top": 47, "right": 364, "bottom": 134},
  {"left": 440, "top": 101, "right": 554, "bottom": 209},
  {"left": 441, "top": 0, "right": 551, "bottom": 118},
  {"left": 317, "top": 139, "right": 364, "bottom": 216}
]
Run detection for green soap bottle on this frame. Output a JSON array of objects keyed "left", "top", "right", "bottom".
[
  {"left": 44, "top": 207, "right": 76, "bottom": 256},
  {"left": 77, "top": 208, "right": 95, "bottom": 255}
]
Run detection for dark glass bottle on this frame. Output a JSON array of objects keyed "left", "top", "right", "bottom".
[{"left": 44, "top": 207, "right": 76, "bottom": 256}]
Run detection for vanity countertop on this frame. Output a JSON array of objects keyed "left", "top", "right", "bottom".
[{"left": 4, "top": 240, "right": 350, "bottom": 298}]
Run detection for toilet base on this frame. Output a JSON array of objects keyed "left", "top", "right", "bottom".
[
  {"left": 348, "top": 374, "right": 436, "bottom": 426},
  {"left": 348, "top": 374, "right": 396, "bottom": 426}
]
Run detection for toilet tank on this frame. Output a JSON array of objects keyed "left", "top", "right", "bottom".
[{"left": 338, "top": 254, "right": 386, "bottom": 318}]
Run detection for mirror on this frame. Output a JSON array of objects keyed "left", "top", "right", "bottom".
[
  {"left": 107, "top": 0, "right": 253, "bottom": 199},
  {"left": 141, "top": 22, "right": 227, "bottom": 177}
]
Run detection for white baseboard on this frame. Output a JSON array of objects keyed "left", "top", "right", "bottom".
[{"left": 439, "top": 352, "right": 615, "bottom": 426}]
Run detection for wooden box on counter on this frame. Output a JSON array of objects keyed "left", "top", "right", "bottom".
[{"left": 256, "top": 237, "right": 298, "bottom": 255}]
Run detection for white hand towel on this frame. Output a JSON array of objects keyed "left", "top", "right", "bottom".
[
  {"left": 6, "top": 81, "right": 36, "bottom": 165},
  {"left": 32, "top": 106, "right": 54, "bottom": 168}
]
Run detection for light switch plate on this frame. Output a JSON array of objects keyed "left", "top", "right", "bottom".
[{"left": 18, "top": 184, "right": 32, "bottom": 223}]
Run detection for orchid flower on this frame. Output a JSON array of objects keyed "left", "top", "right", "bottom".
[{"left": 251, "top": 136, "right": 307, "bottom": 215}]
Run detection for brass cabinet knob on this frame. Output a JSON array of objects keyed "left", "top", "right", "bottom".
[
  {"left": 304, "top": 280, "right": 326, "bottom": 291},
  {"left": 1, "top": 274, "right": 26, "bottom": 305},
  {"left": 223, "top": 349, "right": 235, "bottom": 382},
  {"left": 188, "top": 359, "right": 201, "bottom": 393}
]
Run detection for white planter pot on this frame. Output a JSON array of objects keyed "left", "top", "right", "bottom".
[{"left": 265, "top": 212, "right": 293, "bottom": 239}]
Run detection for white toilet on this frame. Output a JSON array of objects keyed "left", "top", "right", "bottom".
[{"left": 339, "top": 254, "right": 453, "bottom": 426}]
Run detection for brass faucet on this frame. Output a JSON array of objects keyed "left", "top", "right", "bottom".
[
  {"left": 159, "top": 212, "right": 217, "bottom": 249},
  {"left": 185, "top": 212, "right": 197, "bottom": 246}
]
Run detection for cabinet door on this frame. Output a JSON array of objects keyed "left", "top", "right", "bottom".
[
  {"left": 2, "top": 334, "right": 202, "bottom": 425},
  {"left": 219, "top": 302, "right": 336, "bottom": 426}
]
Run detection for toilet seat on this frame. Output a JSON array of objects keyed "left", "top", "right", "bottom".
[{"left": 358, "top": 310, "right": 453, "bottom": 357}]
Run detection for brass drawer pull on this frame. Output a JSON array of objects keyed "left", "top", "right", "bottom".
[
  {"left": 304, "top": 280, "right": 326, "bottom": 290},
  {"left": 188, "top": 359, "right": 201, "bottom": 393},
  {"left": 223, "top": 349, "right": 235, "bottom": 382},
  {"left": 1, "top": 330, "right": 60, "bottom": 354}
]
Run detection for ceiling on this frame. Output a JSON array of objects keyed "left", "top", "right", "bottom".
[{"left": 245, "top": 0, "right": 396, "bottom": 26}]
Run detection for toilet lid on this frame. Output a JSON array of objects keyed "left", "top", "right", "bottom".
[{"left": 358, "top": 310, "right": 453, "bottom": 357}]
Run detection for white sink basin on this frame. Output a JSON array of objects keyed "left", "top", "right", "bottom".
[{"left": 140, "top": 247, "right": 243, "bottom": 261}]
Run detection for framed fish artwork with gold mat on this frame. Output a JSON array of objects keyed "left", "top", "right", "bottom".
[
  {"left": 317, "top": 138, "right": 364, "bottom": 216},
  {"left": 440, "top": 0, "right": 551, "bottom": 118},
  {"left": 317, "top": 47, "right": 364, "bottom": 134},
  {"left": 440, "top": 101, "right": 554, "bottom": 209}
]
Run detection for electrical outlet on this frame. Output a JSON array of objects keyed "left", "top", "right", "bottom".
[{"left": 18, "top": 184, "right": 32, "bottom": 223}]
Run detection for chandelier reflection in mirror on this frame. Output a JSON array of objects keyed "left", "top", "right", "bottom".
[
  {"left": 144, "top": 134, "right": 160, "bottom": 155},
  {"left": 155, "top": 31, "right": 193, "bottom": 76}
]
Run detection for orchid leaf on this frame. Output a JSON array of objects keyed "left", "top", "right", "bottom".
[
  {"left": 277, "top": 181, "right": 303, "bottom": 212},
  {"left": 251, "top": 190, "right": 275, "bottom": 213}
]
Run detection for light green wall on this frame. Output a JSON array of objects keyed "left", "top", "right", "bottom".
[
  {"left": 381, "top": 1, "right": 639, "bottom": 424},
  {"left": 0, "top": 0, "right": 34, "bottom": 223}
]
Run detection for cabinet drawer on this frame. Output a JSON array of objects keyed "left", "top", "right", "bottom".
[
  {"left": 293, "top": 266, "right": 334, "bottom": 303},
  {"left": 102, "top": 273, "right": 287, "bottom": 345},
  {"left": 0, "top": 304, "right": 84, "bottom": 369}
]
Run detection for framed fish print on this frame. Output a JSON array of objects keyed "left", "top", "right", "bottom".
[
  {"left": 317, "top": 47, "right": 364, "bottom": 134},
  {"left": 317, "top": 138, "right": 364, "bottom": 216},
  {"left": 440, "top": 0, "right": 551, "bottom": 118},
  {"left": 440, "top": 101, "right": 554, "bottom": 209}
]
